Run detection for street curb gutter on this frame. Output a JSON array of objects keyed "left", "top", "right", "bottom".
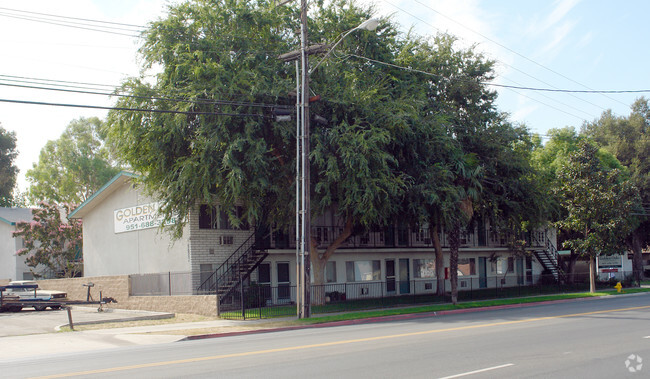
[
  {"left": 182, "top": 295, "right": 603, "bottom": 342},
  {"left": 54, "top": 309, "right": 175, "bottom": 331}
]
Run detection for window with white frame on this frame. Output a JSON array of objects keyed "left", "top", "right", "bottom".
[
  {"left": 345, "top": 260, "right": 381, "bottom": 282},
  {"left": 413, "top": 259, "right": 436, "bottom": 278},
  {"left": 491, "top": 257, "right": 513, "bottom": 274},
  {"left": 458, "top": 258, "right": 476, "bottom": 276}
]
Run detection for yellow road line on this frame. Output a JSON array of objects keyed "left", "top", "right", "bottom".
[{"left": 34, "top": 304, "right": 650, "bottom": 378}]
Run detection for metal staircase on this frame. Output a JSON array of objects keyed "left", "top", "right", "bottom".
[
  {"left": 532, "top": 230, "right": 566, "bottom": 283},
  {"left": 197, "top": 230, "right": 269, "bottom": 302}
]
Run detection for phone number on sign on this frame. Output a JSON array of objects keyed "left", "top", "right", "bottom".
[{"left": 124, "top": 218, "right": 176, "bottom": 231}]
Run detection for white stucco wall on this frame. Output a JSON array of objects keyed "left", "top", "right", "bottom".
[
  {"left": 261, "top": 248, "right": 544, "bottom": 288},
  {"left": 0, "top": 213, "right": 32, "bottom": 281},
  {"left": 0, "top": 222, "right": 18, "bottom": 280},
  {"left": 81, "top": 180, "right": 190, "bottom": 277}
]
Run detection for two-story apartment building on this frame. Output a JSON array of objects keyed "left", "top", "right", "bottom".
[{"left": 71, "top": 172, "right": 559, "bottom": 305}]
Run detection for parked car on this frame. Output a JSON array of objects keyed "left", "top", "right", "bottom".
[{"left": 5, "top": 280, "right": 67, "bottom": 311}]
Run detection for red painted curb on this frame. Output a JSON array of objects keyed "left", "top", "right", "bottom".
[{"left": 183, "top": 296, "right": 603, "bottom": 341}]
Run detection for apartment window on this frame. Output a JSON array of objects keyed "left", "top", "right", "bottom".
[
  {"left": 325, "top": 261, "right": 337, "bottom": 283},
  {"left": 346, "top": 260, "right": 381, "bottom": 282},
  {"left": 458, "top": 258, "right": 476, "bottom": 276},
  {"left": 199, "top": 205, "right": 249, "bottom": 230},
  {"left": 492, "top": 257, "right": 513, "bottom": 275},
  {"left": 199, "top": 264, "right": 213, "bottom": 287},
  {"left": 413, "top": 259, "right": 436, "bottom": 278},
  {"left": 258, "top": 264, "right": 271, "bottom": 284}
]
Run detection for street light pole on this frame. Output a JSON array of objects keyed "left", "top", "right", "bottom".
[
  {"left": 299, "top": 0, "right": 311, "bottom": 319},
  {"left": 279, "top": 0, "right": 379, "bottom": 319}
]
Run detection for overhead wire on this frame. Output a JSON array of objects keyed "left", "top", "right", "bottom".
[
  {"left": 0, "top": 80, "right": 281, "bottom": 109},
  {"left": 378, "top": 0, "right": 618, "bottom": 119},
  {"left": 409, "top": 0, "right": 630, "bottom": 109},
  {"left": 0, "top": 6, "right": 146, "bottom": 28},
  {"left": 0, "top": 98, "right": 268, "bottom": 118},
  {"left": 0, "top": 12, "right": 142, "bottom": 37},
  {"left": 0, "top": 73, "right": 292, "bottom": 115},
  {"left": 346, "top": 53, "right": 649, "bottom": 95}
]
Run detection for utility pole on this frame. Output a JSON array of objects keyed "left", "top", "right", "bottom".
[{"left": 299, "top": 0, "right": 311, "bottom": 319}]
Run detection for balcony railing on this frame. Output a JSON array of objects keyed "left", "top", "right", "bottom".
[{"left": 269, "top": 226, "right": 548, "bottom": 250}]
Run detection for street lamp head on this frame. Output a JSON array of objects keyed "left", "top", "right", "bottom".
[{"left": 356, "top": 18, "right": 379, "bottom": 31}]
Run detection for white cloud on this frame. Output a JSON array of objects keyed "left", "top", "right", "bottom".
[{"left": 538, "top": 19, "right": 578, "bottom": 59}]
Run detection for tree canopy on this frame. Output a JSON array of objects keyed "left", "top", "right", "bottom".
[
  {"left": 13, "top": 202, "right": 83, "bottom": 278},
  {"left": 26, "top": 117, "right": 121, "bottom": 205},
  {"left": 555, "top": 140, "right": 637, "bottom": 292},
  {"left": 104, "top": 0, "right": 555, "bottom": 297},
  {"left": 582, "top": 97, "right": 650, "bottom": 280}
]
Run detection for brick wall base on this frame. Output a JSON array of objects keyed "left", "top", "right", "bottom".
[{"left": 36, "top": 276, "right": 218, "bottom": 317}]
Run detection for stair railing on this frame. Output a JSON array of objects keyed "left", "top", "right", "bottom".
[
  {"left": 531, "top": 228, "right": 566, "bottom": 282},
  {"left": 197, "top": 231, "right": 259, "bottom": 294}
]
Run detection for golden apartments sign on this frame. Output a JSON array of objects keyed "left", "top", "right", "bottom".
[{"left": 113, "top": 202, "right": 176, "bottom": 233}]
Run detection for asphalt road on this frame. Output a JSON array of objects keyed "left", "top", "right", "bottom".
[{"left": 2, "top": 294, "right": 650, "bottom": 378}]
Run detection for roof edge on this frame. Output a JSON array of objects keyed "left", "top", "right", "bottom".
[
  {"left": 0, "top": 215, "right": 15, "bottom": 226},
  {"left": 69, "top": 171, "right": 139, "bottom": 219}
]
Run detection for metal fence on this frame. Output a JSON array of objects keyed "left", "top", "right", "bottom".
[
  {"left": 129, "top": 272, "right": 193, "bottom": 296},
  {"left": 218, "top": 271, "right": 638, "bottom": 320}
]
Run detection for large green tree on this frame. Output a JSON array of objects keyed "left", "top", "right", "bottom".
[
  {"left": 582, "top": 98, "right": 650, "bottom": 282},
  {"left": 106, "top": 0, "right": 546, "bottom": 300},
  {"left": 555, "top": 140, "right": 637, "bottom": 293},
  {"left": 0, "top": 123, "right": 19, "bottom": 206},
  {"left": 26, "top": 117, "right": 121, "bottom": 204},
  {"left": 106, "top": 0, "right": 427, "bottom": 280}
]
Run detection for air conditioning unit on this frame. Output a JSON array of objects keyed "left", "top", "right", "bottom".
[{"left": 219, "top": 235, "right": 234, "bottom": 245}]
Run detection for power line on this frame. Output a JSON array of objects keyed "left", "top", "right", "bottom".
[
  {"left": 0, "top": 74, "right": 118, "bottom": 90},
  {"left": 0, "top": 12, "right": 142, "bottom": 37},
  {"left": 0, "top": 98, "right": 267, "bottom": 118},
  {"left": 347, "top": 53, "right": 650, "bottom": 95},
  {"left": 378, "top": 0, "right": 615, "bottom": 117},
  {"left": 409, "top": 0, "right": 630, "bottom": 109},
  {"left": 0, "top": 6, "right": 146, "bottom": 28},
  {"left": 0, "top": 73, "right": 290, "bottom": 109},
  {"left": 0, "top": 81, "right": 281, "bottom": 109}
]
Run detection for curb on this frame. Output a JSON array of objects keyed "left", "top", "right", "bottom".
[
  {"left": 54, "top": 308, "right": 175, "bottom": 331},
  {"left": 183, "top": 295, "right": 603, "bottom": 341}
]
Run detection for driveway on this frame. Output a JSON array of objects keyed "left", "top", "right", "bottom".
[{"left": 0, "top": 307, "right": 174, "bottom": 337}]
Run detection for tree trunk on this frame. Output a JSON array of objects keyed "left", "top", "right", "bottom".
[
  {"left": 449, "top": 224, "right": 460, "bottom": 305},
  {"left": 311, "top": 257, "right": 326, "bottom": 304},
  {"left": 431, "top": 223, "right": 445, "bottom": 296},
  {"left": 632, "top": 229, "right": 644, "bottom": 285},
  {"left": 589, "top": 255, "right": 596, "bottom": 293},
  {"left": 309, "top": 217, "right": 354, "bottom": 305},
  {"left": 567, "top": 253, "right": 578, "bottom": 284}
]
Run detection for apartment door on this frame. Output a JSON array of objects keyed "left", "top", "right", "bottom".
[
  {"left": 386, "top": 259, "right": 396, "bottom": 293},
  {"left": 516, "top": 258, "right": 524, "bottom": 285},
  {"left": 399, "top": 258, "right": 410, "bottom": 294},
  {"left": 277, "top": 262, "right": 290, "bottom": 301},
  {"left": 478, "top": 257, "right": 487, "bottom": 288},
  {"left": 258, "top": 263, "right": 272, "bottom": 303}
]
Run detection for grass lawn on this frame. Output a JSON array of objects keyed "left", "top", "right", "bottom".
[{"left": 219, "top": 287, "right": 650, "bottom": 322}]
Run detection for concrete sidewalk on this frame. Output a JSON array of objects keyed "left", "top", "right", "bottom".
[{"left": 0, "top": 307, "right": 291, "bottom": 361}]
